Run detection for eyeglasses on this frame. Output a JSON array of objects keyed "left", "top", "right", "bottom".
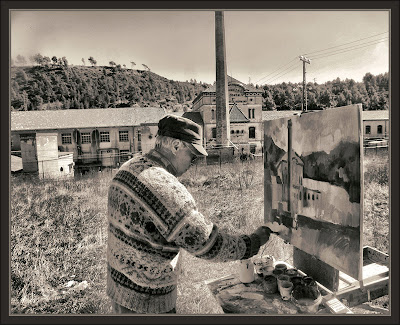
[{"left": 183, "top": 142, "right": 198, "bottom": 164}]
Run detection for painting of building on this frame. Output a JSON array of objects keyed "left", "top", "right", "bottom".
[{"left": 264, "top": 104, "right": 363, "bottom": 280}]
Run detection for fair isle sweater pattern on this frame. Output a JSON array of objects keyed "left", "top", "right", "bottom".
[{"left": 106, "top": 149, "right": 261, "bottom": 313}]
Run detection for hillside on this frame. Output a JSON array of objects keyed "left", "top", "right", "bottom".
[
  {"left": 10, "top": 65, "right": 210, "bottom": 111},
  {"left": 10, "top": 64, "right": 389, "bottom": 112}
]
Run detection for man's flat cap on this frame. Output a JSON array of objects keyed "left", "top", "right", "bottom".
[{"left": 157, "top": 115, "right": 208, "bottom": 156}]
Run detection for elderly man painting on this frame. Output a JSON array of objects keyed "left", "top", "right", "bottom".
[{"left": 106, "top": 114, "right": 271, "bottom": 313}]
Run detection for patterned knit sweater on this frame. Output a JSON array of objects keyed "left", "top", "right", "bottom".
[{"left": 106, "top": 149, "right": 262, "bottom": 313}]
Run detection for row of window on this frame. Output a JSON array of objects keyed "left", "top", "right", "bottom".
[
  {"left": 210, "top": 108, "right": 256, "bottom": 120},
  {"left": 295, "top": 191, "right": 319, "bottom": 201},
  {"left": 365, "top": 125, "right": 384, "bottom": 135},
  {"left": 61, "top": 131, "right": 130, "bottom": 144},
  {"left": 212, "top": 127, "right": 256, "bottom": 138}
]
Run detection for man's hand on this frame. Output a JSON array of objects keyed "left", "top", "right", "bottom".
[{"left": 254, "top": 226, "right": 272, "bottom": 246}]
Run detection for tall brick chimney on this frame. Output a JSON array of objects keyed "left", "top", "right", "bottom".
[{"left": 215, "top": 11, "right": 230, "bottom": 147}]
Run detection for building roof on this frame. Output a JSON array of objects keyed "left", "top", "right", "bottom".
[
  {"left": 193, "top": 75, "right": 263, "bottom": 104},
  {"left": 262, "top": 110, "right": 301, "bottom": 121},
  {"left": 229, "top": 103, "right": 249, "bottom": 123},
  {"left": 11, "top": 107, "right": 167, "bottom": 132},
  {"left": 362, "top": 110, "right": 389, "bottom": 120},
  {"left": 182, "top": 111, "right": 204, "bottom": 126}
]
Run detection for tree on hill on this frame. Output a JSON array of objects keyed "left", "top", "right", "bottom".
[
  {"left": 88, "top": 56, "right": 97, "bottom": 66},
  {"left": 81, "top": 58, "right": 85, "bottom": 66},
  {"left": 142, "top": 64, "right": 150, "bottom": 71},
  {"left": 130, "top": 61, "right": 136, "bottom": 69},
  {"left": 109, "top": 61, "right": 116, "bottom": 67},
  {"left": 30, "top": 53, "right": 44, "bottom": 66},
  {"left": 16, "top": 55, "right": 27, "bottom": 66}
]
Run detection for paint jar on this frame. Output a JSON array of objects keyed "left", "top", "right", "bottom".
[
  {"left": 253, "top": 255, "right": 275, "bottom": 276},
  {"left": 290, "top": 276, "right": 304, "bottom": 287},
  {"left": 291, "top": 292, "right": 323, "bottom": 313},
  {"left": 260, "top": 265, "right": 275, "bottom": 277},
  {"left": 239, "top": 259, "right": 255, "bottom": 283},
  {"left": 302, "top": 276, "right": 314, "bottom": 286},
  {"left": 272, "top": 269, "right": 284, "bottom": 278},
  {"left": 278, "top": 280, "right": 294, "bottom": 301},
  {"left": 284, "top": 268, "right": 299, "bottom": 278},
  {"left": 274, "top": 263, "right": 288, "bottom": 272},
  {"left": 263, "top": 275, "right": 278, "bottom": 294},
  {"left": 277, "top": 274, "right": 291, "bottom": 287}
]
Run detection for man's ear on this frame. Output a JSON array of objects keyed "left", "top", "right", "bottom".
[{"left": 171, "top": 139, "right": 181, "bottom": 154}]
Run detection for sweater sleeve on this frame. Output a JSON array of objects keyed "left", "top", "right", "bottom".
[{"left": 137, "top": 167, "right": 262, "bottom": 262}]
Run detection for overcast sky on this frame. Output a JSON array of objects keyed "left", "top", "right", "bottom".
[{"left": 11, "top": 10, "right": 389, "bottom": 85}]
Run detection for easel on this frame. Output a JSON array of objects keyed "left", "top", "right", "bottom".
[
  {"left": 293, "top": 246, "right": 389, "bottom": 313},
  {"left": 286, "top": 107, "right": 390, "bottom": 313}
]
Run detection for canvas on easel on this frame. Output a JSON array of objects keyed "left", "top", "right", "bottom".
[{"left": 264, "top": 104, "right": 363, "bottom": 280}]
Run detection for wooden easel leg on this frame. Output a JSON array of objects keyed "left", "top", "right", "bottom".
[{"left": 293, "top": 247, "right": 339, "bottom": 292}]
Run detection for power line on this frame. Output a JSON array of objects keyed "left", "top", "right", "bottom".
[
  {"left": 310, "top": 38, "right": 388, "bottom": 61},
  {"left": 262, "top": 62, "right": 300, "bottom": 84},
  {"left": 255, "top": 57, "right": 298, "bottom": 84},
  {"left": 303, "top": 31, "right": 389, "bottom": 56},
  {"left": 267, "top": 65, "right": 302, "bottom": 84}
]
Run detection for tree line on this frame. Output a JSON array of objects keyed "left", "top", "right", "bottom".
[
  {"left": 11, "top": 63, "right": 208, "bottom": 111},
  {"left": 10, "top": 54, "right": 388, "bottom": 111},
  {"left": 260, "top": 72, "right": 388, "bottom": 111}
]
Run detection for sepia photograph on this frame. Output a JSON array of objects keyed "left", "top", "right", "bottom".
[{"left": 3, "top": 1, "right": 398, "bottom": 322}]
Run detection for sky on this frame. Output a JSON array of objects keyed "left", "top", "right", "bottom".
[
  {"left": 266, "top": 106, "right": 360, "bottom": 156},
  {"left": 11, "top": 10, "right": 389, "bottom": 86}
]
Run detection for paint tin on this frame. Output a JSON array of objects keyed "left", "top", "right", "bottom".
[
  {"left": 290, "top": 276, "right": 304, "bottom": 287},
  {"left": 253, "top": 255, "right": 275, "bottom": 275},
  {"left": 274, "top": 263, "right": 288, "bottom": 272},
  {"left": 284, "top": 268, "right": 298, "bottom": 278},
  {"left": 291, "top": 292, "right": 322, "bottom": 313},
  {"left": 263, "top": 275, "right": 278, "bottom": 294},
  {"left": 260, "top": 265, "right": 275, "bottom": 277},
  {"left": 272, "top": 269, "right": 284, "bottom": 278},
  {"left": 279, "top": 280, "right": 294, "bottom": 301}
]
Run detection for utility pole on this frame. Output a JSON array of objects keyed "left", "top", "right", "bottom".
[{"left": 299, "top": 55, "right": 311, "bottom": 112}]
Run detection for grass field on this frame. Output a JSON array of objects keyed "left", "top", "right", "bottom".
[{"left": 10, "top": 149, "right": 390, "bottom": 314}]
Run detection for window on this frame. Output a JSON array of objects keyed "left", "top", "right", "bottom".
[
  {"left": 252, "top": 109, "right": 255, "bottom": 119},
  {"left": 377, "top": 125, "right": 383, "bottom": 134},
  {"left": 211, "top": 109, "right": 215, "bottom": 120},
  {"left": 212, "top": 128, "right": 216, "bottom": 139},
  {"left": 81, "top": 132, "right": 91, "bottom": 144},
  {"left": 250, "top": 144, "right": 256, "bottom": 154},
  {"left": 120, "top": 150, "right": 130, "bottom": 163},
  {"left": 119, "top": 130, "right": 129, "bottom": 142},
  {"left": 137, "top": 130, "right": 142, "bottom": 152},
  {"left": 248, "top": 109, "right": 251, "bottom": 119},
  {"left": 100, "top": 131, "right": 110, "bottom": 142},
  {"left": 231, "top": 130, "right": 234, "bottom": 134},
  {"left": 61, "top": 133, "right": 72, "bottom": 144},
  {"left": 249, "top": 127, "right": 256, "bottom": 139},
  {"left": 366, "top": 125, "right": 371, "bottom": 134}
]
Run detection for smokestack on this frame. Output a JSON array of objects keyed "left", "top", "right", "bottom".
[{"left": 215, "top": 11, "right": 230, "bottom": 146}]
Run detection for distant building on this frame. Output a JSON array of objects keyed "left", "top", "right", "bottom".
[
  {"left": 10, "top": 104, "right": 389, "bottom": 175},
  {"left": 362, "top": 110, "right": 389, "bottom": 141},
  {"left": 11, "top": 107, "right": 167, "bottom": 175},
  {"left": 192, "top": 76, "right": 264, "bottom": 154}
]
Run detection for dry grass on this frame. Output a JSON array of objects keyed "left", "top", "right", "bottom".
[{"left": 10, "top": 151, "right": 389, "bottom": 314}]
